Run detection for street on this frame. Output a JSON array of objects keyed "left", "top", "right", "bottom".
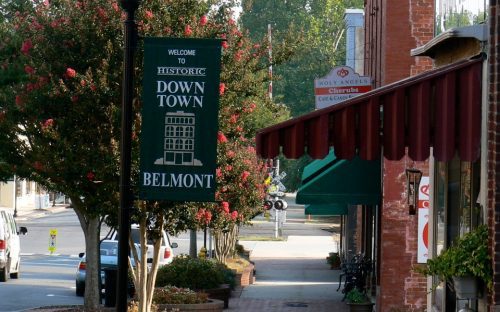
[
  {"left": 0, "top": 254, "right": 83, "bottom": 312},
  {"left": 0, "top": 208, "right": 207, "bottom": 311},
  {"left": 0, "top": 199, "right": 341, "bottom": 311}
]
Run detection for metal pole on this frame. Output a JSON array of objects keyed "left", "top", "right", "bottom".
[
  {"left": 13, "top": 175, "right": 17, "bottom": 217},
  {"left": 117, "top": 1, "right": 139, "bottom": 310},
  {"left": 208, "top": 230, "right": 213, "bottom": 258},
  {"left": 274, "top": 208, "right": 278, "bottom": 239}
]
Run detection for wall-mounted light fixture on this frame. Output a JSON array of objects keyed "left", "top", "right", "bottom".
[{"left": 406, "top": 168, "right": 422, "bottom": 215}]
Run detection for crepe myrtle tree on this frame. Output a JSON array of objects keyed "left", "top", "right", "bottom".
[
  {"left": 0, "top": 1, "right": 129, "bottom": 309},
  {"left": 192, "top": 135, "right": 268, "bottom": 264},
  {"left": 0, "top": 0, "right": 292, "bottom": 310}
]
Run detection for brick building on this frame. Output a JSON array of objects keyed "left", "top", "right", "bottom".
[{"left": 256, "top": 0, "right": 495, "bottom": 311}]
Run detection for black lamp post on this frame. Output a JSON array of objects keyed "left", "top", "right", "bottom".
[{"left": 117, "top": 0, "right": 140, "bottom": 310}]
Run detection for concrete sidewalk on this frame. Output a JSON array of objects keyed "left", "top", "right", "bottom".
[
  {"left": 224, "top": 236, "right": 348, "bottom": 311},
  {"left": 8, "top": 203, "right": 70, "bottom": 221},
  {"left": 223, "top": 195, "right": 350, "bottom": 312}
]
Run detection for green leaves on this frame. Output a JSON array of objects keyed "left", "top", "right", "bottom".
[{"left": 416, "top": 225, "right": 492, "bottom": 291}]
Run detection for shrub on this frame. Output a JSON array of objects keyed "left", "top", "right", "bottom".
[
  {"left": 153, "top": 286, "right": 208, "bottom": 304},
  {"left": 156, "top": 255, "right": 233, "bottom": 290},
  {"left": 345, "top": 287, "right": 370, "bottom": 303},
  {"left": 415, "top": 225, "right": 492, "bottom": 290}
]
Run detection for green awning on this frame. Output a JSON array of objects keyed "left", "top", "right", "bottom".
[
  {"left": 305, "top": 204, "right": 348, "bottom": 215},
  {"left": 297, "top": 150, "right": 381, "bottom": 205}
]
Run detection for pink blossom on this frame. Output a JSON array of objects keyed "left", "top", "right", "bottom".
[
  {"left": 184, "top": 25, "right": 192, "bottom": 36},
  {"left": 15, "top": 95, "right": 24, "bottom": 107},
  {"left": 21, "top": 39, "right": 33, "bottom": 55},
  {"left": 199, "top": 15, "right": 207, "bottom": 26},
  {"left": 112, "top": 2, "right": 119, "bottom": 12},
  {"left": 231, "top": 211, "right": 238, "bottom": 220},
  {"left": 90, "top": 84, "right": 97, "bottom": 91},
  {"left": 31, "top": 20, "right": 43, "bottom": 30},
  {"left": 221, "top": 202, "right": 230, "bottom": 213},
  {"left": 80, "top": 79, "right": 86, "bottom": 87},
  {"left": 86, "top": 171, "right": 95, "bottom": 181},
  {"left": 26, "top": 83, "right": 36, "bottom": 92},
  {"left": 225, "top": 165, "right": 233, "bottom": 172},
  {"left": 219, "top": 83, "right": 225, "bottom": 95},
  {"left": 226, "top": 150, "right": 235, "bottom": 158},
  {"left": 43, "top": 0, "right": 50, "bottom": 6},
  {"left": 97, "top": 7, "right": 107, "bottom": 21},
  {"left": 42, "top": 118, "right": 54, "bottom": 129},
  {"left": 145, "top": 10, "right": 153, "bottom": 19},
  {"left": 216, "top": 168, "right": 222, "bottom": 177},
  {"left": 217, "top": 131, "right": 228, "bottom": 143},
  {"left": 33, "top": 161, "right": 43, "bottom": 171},
  {"left": 24, "top": 65, "right": 34, "bottom": 74},
  {"left": 195, "top": 209, "right": 205, "bottom": 221},
  {"left": 222, "top": 41, "right": 229, "bottom": 49},
  {"left": 204, "top": 211, "right": 212, "bottom": 224},
  {"left": 241, "top": 171, "right": 250, "bottom": 182},
  {"left": 66, "top": 68, "right": 76, "bottom": 78},
  {"left": 228, "top": 18, "right": 235, "bottom": 25},
  {"left": 234, "top": 50, "right": 243, "bottom": 61},
  {"left": 229, "top": 114, "right": 238, "bottom": 123}
]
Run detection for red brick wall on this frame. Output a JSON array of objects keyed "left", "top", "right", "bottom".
[
  {"left": 409, "top": 0, "right": 434, "bottom": 76},
  {"left": 364, "top": 0, "right": 433, "bottom": 310},
  {"left": 488, "top": 1, "right": 500, "bottom": 310},
  {"left": 379, "top": 159, "right": 429, "bottom": 311}
]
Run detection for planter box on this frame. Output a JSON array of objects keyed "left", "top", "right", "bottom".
[
  {"left": 347, "top": 302, "right": 374, "bottom": 312},
  {"left": 453, "top": 276, "right": 478, "bottom": 299},
  {"left": 202, "top": 284, "right": 231, "bottom": 309},
  {"left": 156, "top": 299, "right": 224, "bottom": 312},
  {"left": 233, "top": 263, "right": 255, "bottom": 287}
]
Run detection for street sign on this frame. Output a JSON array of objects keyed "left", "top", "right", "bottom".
[
  {"left": 48, "top": 229, "right": 57, "bottom": 254},
  {"left": 140, "top": 38, "right": 222, "bottom": 202}
]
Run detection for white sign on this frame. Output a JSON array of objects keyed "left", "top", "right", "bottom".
[
  {"left": 314, "top": 66, "right": 372, "bottom": 109},
  {"left": 417, "top": 177, "right": 430, "bottom": 263}
]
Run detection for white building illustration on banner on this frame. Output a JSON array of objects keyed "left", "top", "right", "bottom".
[{"left": 154, "top": 111, "right": 203, "bottom": 166}]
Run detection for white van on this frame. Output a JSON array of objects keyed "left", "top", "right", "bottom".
[{"left": 0, "top": 208, "right": 27, "bottom": 282}]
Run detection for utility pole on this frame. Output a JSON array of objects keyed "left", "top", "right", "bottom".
[{"left": 268, "top": 23, "right": 273, "bottom": 101}]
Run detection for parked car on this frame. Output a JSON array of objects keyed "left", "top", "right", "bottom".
[
  {"left": 108, "top": 224, "right": 178, "bottom": 266},
  {"left": 75, "top": 225, "right": 177, "bottom": 296},
  {"left": 75, "top": 240, "right": 125, "bottom": 296},
  {"left": 0, "top": 208, "right": 28, "bottom": 282}
]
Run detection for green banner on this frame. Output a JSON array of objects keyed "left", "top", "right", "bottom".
[{"left": 139, "top": 38, "right": 222, "bottom": 201}]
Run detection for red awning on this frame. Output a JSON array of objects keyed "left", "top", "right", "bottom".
[{"left": 256, "top": 57, "right": 483, "bottom": 162}]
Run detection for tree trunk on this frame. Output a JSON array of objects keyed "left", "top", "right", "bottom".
[
  {"left": 130, "top": 213, "right": 165, "bottom": 312},
  {"left": 214, "top": 225, "right": 238, "bottom": 263},
  {"left": 73, "top": 202, "right": 101, "bottom": 310}
]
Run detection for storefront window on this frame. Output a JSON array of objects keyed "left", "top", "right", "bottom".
[
  {"left": 432, "top": 157, "right": 481, "bottom": 311},
  {"left": 435, "top": 0, "right": 487, "bottom": 35},
  {"left": 433, "top": 161, "right": 447, "bottom": 311}
]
